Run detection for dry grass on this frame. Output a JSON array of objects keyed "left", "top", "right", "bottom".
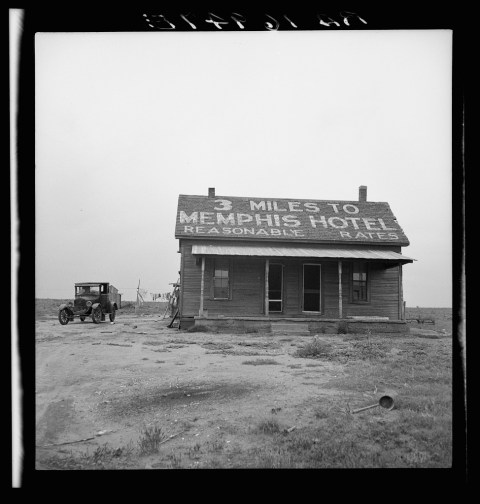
[
  {"left": 36, "top": 303, "right": 454, "bottom": 470},
  {"left": 255, "top": 418, "right": 282, "bottom": 434},
  {"left": 242, "top": 358, "right": 280, "bottom": 366},
  {"left": 137, "top": 424, "right": 168, "bottom": 455},
  {"left": 294, "top": 337, "right": 333, "bottom": 359}
]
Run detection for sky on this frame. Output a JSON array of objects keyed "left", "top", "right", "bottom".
[{"left": 34, "top": 29, "right": 452, "bottom": 305}]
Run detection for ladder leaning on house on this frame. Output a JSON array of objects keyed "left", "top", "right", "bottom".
[{"left": 167, "top": 308, "right": 179, "bottom": 328}]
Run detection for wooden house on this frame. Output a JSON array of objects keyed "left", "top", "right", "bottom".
[{"left": 174, "top": 187, "right": 415, "bottom": 333}]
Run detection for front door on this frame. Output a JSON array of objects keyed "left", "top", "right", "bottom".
[{"left": 303, "top": 264, "right": 321, "bottom": 312}]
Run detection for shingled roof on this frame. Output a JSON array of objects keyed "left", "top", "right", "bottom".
[{"left": 175, "top": 189, "right": 410, "bottom": 247}]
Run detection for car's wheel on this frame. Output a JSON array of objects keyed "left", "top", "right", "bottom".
[
  {"left": 92, "top": 307, "right": 102, "bottom": 324},
  {"left": 58, "top": 309, "right": 69, "bottom": 325},
  {"left": 80, "top": 316, "right": 86, "bottom": 322},
  {"left": 109, "top": 308, "right": 116, "bottom": 322}
]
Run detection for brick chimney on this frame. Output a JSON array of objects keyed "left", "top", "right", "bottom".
[
  {"left": 359, "top": 186, "right": 367, "bottom": 202},
  {"left": 208, "top": 187, "right": 215, "bottom": 198}
]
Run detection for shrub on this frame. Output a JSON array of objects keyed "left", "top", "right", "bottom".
[
  {"left": 137, "top": 424, "right": 167, "bottom": 455},
  {"left": 337, "top": 321, "right": 349, "bottom": 334},
  {"left": 314, "top": 408, "right": 329, "bottom": 419},
  {"left": 256, "top": 418, "right": 281, "bottom": 434},
  {"left": 294, "top": 337, "right": 332, "bottom": 359},
  {"left": 90, "top": 443, "right": 133, "bottom": 465}
]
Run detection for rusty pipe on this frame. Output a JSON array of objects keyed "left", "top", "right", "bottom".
[{"left": 351, "top": 395, "right": 394, "bottom": 414}]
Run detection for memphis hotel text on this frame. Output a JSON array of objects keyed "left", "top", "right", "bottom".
[{"left": 179, "top": 200, "right": 400, "bottom": 240}]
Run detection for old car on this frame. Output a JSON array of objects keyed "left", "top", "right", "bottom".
[{"left": 58, "top": 282, "right": 122, "bottom": 325}]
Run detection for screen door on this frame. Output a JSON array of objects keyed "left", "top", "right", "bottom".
[{"left": 268, "top": 264, "right": 283, "bottom": 312}]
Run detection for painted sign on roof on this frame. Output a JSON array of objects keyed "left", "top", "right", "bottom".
[{"left": 175, "top": 194, "right": 410, "bottom": 246}]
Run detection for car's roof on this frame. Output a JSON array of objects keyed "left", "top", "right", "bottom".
[{"left": 75, "top": 282, "right": 109, "bottom": 286}]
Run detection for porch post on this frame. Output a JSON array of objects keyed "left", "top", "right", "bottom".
[
  {"left": 338, "top": 260, "right": 343, "bottom": 319},
  {"left": 199, "top": 256, "right": 205, "bottom": 316},
  {"left": 265, "top": 259, "right": 269, "bottom": 316}
]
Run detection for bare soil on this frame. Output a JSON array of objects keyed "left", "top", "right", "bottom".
[{"left": 35, "top": 301, "right": 453, "bottom": 470}]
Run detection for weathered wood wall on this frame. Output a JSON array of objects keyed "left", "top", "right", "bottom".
[
  {"left": 283, "top": 259, "right": 300, "bottom": 315},
  {"left": 178, "top": 242, "right": 199, "bottom": 317},
  {"left": 179, "top": 241, "right": 402, "bottom": 320},
  {"left": 203, "top": 256, "right": 264, "bottom": 316},
  {"left": 342, "top": 262, "right": 400, "bottom": 320}
]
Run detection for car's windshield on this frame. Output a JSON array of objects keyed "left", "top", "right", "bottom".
[{"left": 76, "top": 285, "right": 100, "bottom": 295}]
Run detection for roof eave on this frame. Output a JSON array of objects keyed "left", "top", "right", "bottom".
[{"left": 176, "top": 234, "right": 410, "bottom": 247}]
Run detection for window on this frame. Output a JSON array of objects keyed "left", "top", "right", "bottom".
[
  {"left": 213, "top": 258, "right": 230, "bottom": 299},
  {"left": 76, "top": 285, "right": 100, "bottom": 295},
  {"left": 351, "top": 262, "right": 368, "bottom": 302}
]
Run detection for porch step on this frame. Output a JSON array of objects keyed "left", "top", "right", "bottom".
[{"left": 271, "top": 322, "right": 310, "bottom": 336}]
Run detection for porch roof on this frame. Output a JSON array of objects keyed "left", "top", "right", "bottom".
[{"left": 191, "top": 244, "right": 415, "bottom": 263}]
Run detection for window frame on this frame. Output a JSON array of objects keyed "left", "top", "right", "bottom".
[{"left": 350, "top": 261, "right": 370, "bottom": 304}]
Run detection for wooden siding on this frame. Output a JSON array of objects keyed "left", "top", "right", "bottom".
[
  {"left": 179, "top": 243, "right": 203, "bottom": 317},
  {"left": 204, "top": 257, "right": 264, "bottom": 316},
  {"left": 283, "top": 259, "right": 300, "bottom": 316},
  {"left": 179, "top": 242, "right": 264, "bottom": 317},
  {"left": 179, "top": 239, "right": 402, "bottom": 320},
  {"left": 343, "top": 262, "right": 400, "bottom": 320},
  {"left": 322, "top": 261, "right": 347, "bottom": 317}
]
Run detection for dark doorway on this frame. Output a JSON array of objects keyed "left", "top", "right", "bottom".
[{"left": 303, "top": 264, "right": 321, "bottom": 312}]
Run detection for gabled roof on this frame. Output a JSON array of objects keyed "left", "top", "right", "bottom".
[{"left": 175, "top": 194, "right": 410, "bottom": 246}]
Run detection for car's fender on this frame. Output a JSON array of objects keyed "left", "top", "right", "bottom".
[
  {"left": 59, "top": 304, "right": 74, "bottom": 315},
  {"left": 92, "top": 303, "right": 101, "bottom": 310}
]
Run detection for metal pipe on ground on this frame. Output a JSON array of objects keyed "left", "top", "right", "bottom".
[{"left": 351, "top": 395, "right": 395, "bottom": 414}]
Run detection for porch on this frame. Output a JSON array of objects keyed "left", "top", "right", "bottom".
[{"left": 189, "top": 243, "right": 414, "bottom": 323}]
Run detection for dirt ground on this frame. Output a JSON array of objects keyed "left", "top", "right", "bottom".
[{"left": 35, "top": 303, "right": 453, "bottom": 470}]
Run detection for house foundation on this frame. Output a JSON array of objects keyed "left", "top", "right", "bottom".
[{"left": 187, "top": 316, "right": 409, "bottom": 334}]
